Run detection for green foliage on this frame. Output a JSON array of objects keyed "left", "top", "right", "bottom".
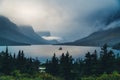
[
  {"left": 46, "top": 53, "right": 59, "bottom": 76},
  {"left": 11, "top": 70, "right": 21, "bottom": 79},
  {"left": 60, "top": 52, "right": 73, "bottom": 80},
  {"left": 45, "top": 44, "right": 120, "bottom": 80},
  {"left": 81, "top": 76, "right": 96, "bottom": 80},
  {"left": 100, "top": 44, "right": 115, "bottom": 74},
  {"left": 1, "top": 44, "right": 120, "bottom": 80},
  {"left": 0, "top": 73, "right": 62, "bottom": 80},
  {"left": 0, "top": 47, "right": 40, "bottom": 75},
  {"left": 81, "top": 71, "right": 120, "bottom": 80},
  {"left": 46, "top": 51, "right": 73, "bottom": 80},
  {"left": 0, "top": 76, "right": 14, "bottom": 80}
]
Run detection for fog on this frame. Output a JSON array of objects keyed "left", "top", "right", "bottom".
[{"left": 0, "top": 0, "right": 119, "bottom": 42}]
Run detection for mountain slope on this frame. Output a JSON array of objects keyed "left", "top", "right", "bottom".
[
  {"left": 37, "top": 31, "right": 51, "bottom": 37},
  {"left": 0, "top": 16, "right": 48, "bottom": 45},
  {"left": 19, "top": 26, "right": 49, "bottom": 44},
  {"left": 63, "top": 27, "right": 120, "bottom": 46},
  {"left": 36, "top": 31, "right": 59, "bottom": 44}
]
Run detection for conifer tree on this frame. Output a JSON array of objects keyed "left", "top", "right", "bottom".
[
  {"left": 91, "top": 50, "right": 98, "bottom": 74},
  {"left": 60, "top": 52, "right": 73, "bottom": 80},
  {"left": 100, "top": 44, "right": 115, "bottom": 73},
  {"left": 51, "top": 53, "right": 59, "bottom": 76},
  {"left": 84, "top": 52, "right": 92, "bottom": 75}
]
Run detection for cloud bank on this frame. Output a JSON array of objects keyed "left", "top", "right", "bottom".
[{"left": 0, "top": 0, "right": 119, "bottom": 42}]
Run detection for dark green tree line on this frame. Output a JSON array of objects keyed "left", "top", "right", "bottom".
[
  {"left": 45, "top": 44, "right": 120, "bottom": 80},
  {"left": 0, "top": 47, "right": 40, "bottom": 75},
  {"left": 46, "top": 51, "right": 73, "bottom": 80}
]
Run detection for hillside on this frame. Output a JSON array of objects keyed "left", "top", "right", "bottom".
[
  {"left": 0, "top": 16, "right": 49, "bottom": 45},
  {"left": 63, "top": 27, "right": 120, "bottom": 46}
]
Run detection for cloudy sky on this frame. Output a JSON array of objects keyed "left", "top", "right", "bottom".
[{"left": 0, "top": 0, "right": 119, "bottom": 42}]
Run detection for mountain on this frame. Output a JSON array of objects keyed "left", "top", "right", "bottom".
[
  {"left": 0, "top": 37, "right": 29, "bottom": 45},
  {"left": 62, "top": 27, "right": 120, "bottom": 46},
  {"left": 19, "top": 26, "right": 49, "bottom": 44},
  {"left": 36, "top": 31, "right": 59, "bottom": 44},
  {"left": 37, "top": 31, "right": 51, "bottom": 37},
  {"left": 0, "top": 16, "right": 49, "bottom": 45}
]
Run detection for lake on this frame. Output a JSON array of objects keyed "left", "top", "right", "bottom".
[{"left": 0, "top": 45, "right": 119, "bottom": 62}]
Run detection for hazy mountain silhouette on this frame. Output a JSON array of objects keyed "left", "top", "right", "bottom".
[
  {"left": 62, "top": 27, "right": 120, "bottom": 46},
  {"left": 19, "top": 26, "right": 49, "bottom": 44},
  {"left": 0, "top": 16, "right": 49, "bottom": 45},
  {"left": 36, "top": 31, "right": 59, "bottom": 44},
  {"left": 37, "top": 31, "right": 51, "bottom": 37}
]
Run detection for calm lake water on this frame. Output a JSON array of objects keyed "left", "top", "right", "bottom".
[{"left": 0, "top": 45, "right": 119, "bottom": 62}]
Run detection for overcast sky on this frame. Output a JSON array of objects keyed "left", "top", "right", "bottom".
[{"left": 0, "top": 0, "right": 119, "bottom": 42}]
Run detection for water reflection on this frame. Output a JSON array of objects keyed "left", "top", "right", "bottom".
[{"left": 0, "top": 45, "right": 101, "bottom": 62}]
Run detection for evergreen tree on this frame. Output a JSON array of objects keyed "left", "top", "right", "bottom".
[
  {"left": 60, "top": 53, "right": 65, "bottom": 75},
  {"left": 60, "top": 52, "right": 73, "bottom": 80},
  {"left": 100, "top": 44, "right": 108, "bottom": 73},
  {"left": 16, "top": 50, "right": 26, "bottom": 72},
  {"left": 107, "top": 50, "right": 115, "bottom": 73},
  {"left": 100, "top": 44, "right": 115, "bottom": 73},
  {"left": 91, "top": 50, "right": 98, "bottom": 74},
  {"left": 73, "top": 58, "right": 84, "bottom": 79},
  {"left": 84, "top": 52, "right": 92, "bottom": 75},
  {"left": 45, "top": 59, "right": 52, "bottom": 73},
  {"left": 51, "top": 53, "right": 59, "bottom": 76},
  {"left": 0, "top": 47, "right": 41, "bottom": 75},
  {"left": 116, "top": 53, "right": 120, "bottom": 72},
  {"left": 33, "top": 57, "right": 40, "bottom": 73},
  {"left": 1, "top": 47, "right": 12, "bottom": 74}
]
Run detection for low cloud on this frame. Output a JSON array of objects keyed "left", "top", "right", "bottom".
[
  {"left": 0, "top": 0, "right": 119, "bottom": 42},
  {"left": 42, "top": 36, "right": 62, "bottom": 41}
]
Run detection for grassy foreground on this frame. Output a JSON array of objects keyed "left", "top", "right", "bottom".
[
  {"left": 0, "top": 70, "right": 62, "bottom": 80},
  {"left": 1, "top": 71, "right": 120, "bottom": 80},
  {"left": 81, "top": 71, "right": 120, "bottom": 80}
]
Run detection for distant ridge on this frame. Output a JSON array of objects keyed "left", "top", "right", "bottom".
[
  {"left": 37, "top": 31, "right": 51, "bottom": 37},
  {"left": 0, "top": 16, "right": 49, "bottom": 45},
  {"left": 62, "top": 27, "right": 120, "bottom": 47}
]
